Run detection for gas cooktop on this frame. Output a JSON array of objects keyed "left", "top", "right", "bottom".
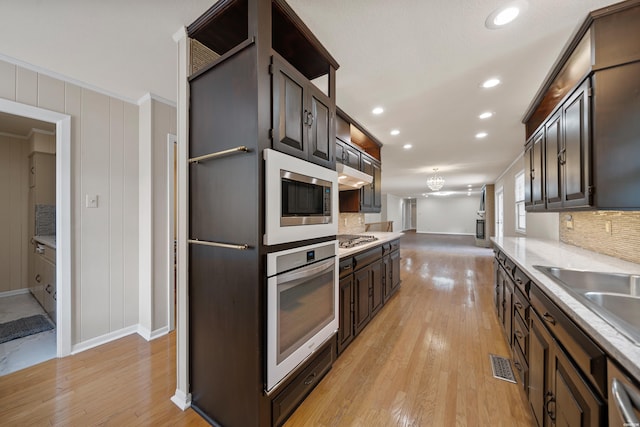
[{"left": 338, "top": 234, "right": 378, "bottom": 249}]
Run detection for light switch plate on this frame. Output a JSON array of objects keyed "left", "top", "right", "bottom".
[{"left": 86, "top": 194, "right": 98, "bottom": 208}]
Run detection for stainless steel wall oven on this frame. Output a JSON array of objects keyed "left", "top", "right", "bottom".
[{"left": 266, "top": 240, "right": 338, "bottom": 391}]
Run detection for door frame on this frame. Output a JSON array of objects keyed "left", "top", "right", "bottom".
[
  {"left": 167, "top": 133, "right": 177, "bottom": 331},
  {"left": 496, "top": 186, "right": 504, "bottom": 240},
  {"left": 0, "top": 98, "right": 72, "bottom": 357}
]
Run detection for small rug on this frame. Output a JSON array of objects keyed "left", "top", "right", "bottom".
[{"left": 0, "top": 314, "right": 54, "bottom": 344}]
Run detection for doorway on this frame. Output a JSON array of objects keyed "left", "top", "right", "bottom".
[
  {"left": 496, "top": 187, "right": 504, "bottom": 239},
  {"left": 0, "top": 99, "right": 72, "bottom": 368}
]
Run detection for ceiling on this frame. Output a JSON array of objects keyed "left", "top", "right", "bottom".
[{"left": 0, "top": 0, "right": 619, "bottom": 197}]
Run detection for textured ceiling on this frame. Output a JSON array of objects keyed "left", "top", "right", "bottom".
[{"left": 0, "top": 0, "right": 619, "bottom": 197}]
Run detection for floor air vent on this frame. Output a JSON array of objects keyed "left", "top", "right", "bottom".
[{"left": 489, "top": 354, "right": 516, "bottom": 383}]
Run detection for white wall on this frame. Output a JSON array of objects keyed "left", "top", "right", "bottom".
[
  {"left": 416, "top": 195, "right": 480, "bottom": 235},
  {"left": 0, "top": 135, "right": 29, "bottom": 293},
  {"left": 139, "top": 96, "right": 176, "bottom": 336},
  {"left": 383, "top": 193, "right": 403, "bottom": 232},
  {"left": 494, "top": 154, "right": 559, "bottom": 240},
  {"left": 0, "top": 58, "right": 141, "bottom": 346}
]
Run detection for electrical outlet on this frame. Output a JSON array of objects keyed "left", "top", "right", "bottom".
[
  {"left": 605, "top": 220, "right": 612, "bottom": 234},
  {"left": 86, "top": 194, "right": 98, "bottom": 208},
  {"left": 566, "top": 219, "right": 574, "bottom": 230}
]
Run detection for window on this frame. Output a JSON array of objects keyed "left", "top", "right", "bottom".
[{"left": 515, "top": 171, "right": 526, "bottom": 233}]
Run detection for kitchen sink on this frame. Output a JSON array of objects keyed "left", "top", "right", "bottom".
[{"left": 534, "top": 266, "right": 640, "bottom": 345}]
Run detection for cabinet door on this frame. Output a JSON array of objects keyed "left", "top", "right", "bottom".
[
  {"left": 503, "top": 276, "right": 514, "bottom": 347},
  {"left": 531, "top": 130, "right": 545, "bottom": 209},
  {"left": 360, "top": 156, "right": 374, "bottom": 210},
  {"left": 42, "top": 258, "right": 56, "bottom": 322},
  {"left": 551, "top": 345, "right": 604, "bottom": 427},
  {"left": 370, "top": 261, "right": 383, "bottom": 317},
  {"left": 307, "top": 88, "right": 334, "bottom": 169},
  {"left": 562, "top": 80, "right": 592, "bottom": 208},
  {"left": 33, "top": 255, "right": 46, "bottom": 308},
  {"left": 545, "top": 112, "right": 563, "bottom": 209},
  {"left": 335, "top": 140, "right": 345, "bottom": 165},
  {"left": 524, "top": 142, "right": 533, "bottom": 208},
  {"left": 372, "top": 161, "right": 382, "bottom": 212},
  {"left": 382, "top": 255, "right": 392, "bottom": 302},
  {"left": 390, "top": 250, "right": 401, "bottom": 293},
  {"left": 343, "top": 145, "right": 361, "bottom": 170},
  {"left": 354, "top": 267, "right": 371, "bottom": 335},
  {"left": 337, "top": 275, "right": 354, "bottom": 354},
  {"left": 272, "top": 59, "right": 306, "bottom": 159},
  {"left": 529, "top": 311, "right": 552, "bottom": 427}
]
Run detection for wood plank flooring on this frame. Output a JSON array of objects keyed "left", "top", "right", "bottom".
[
  {"left": 285, "top": 233, "right": 534, "bottom": 426},
  {"left": 0, "top": 233, "right": 534, "bottom": 426}
]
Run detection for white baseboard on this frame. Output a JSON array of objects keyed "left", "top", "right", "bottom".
[
  {"left": 137, "top": 325, "right": 170, "bottom": 341},
  {"left": 416, "top": 231, "right": 475, "bottom": 236},
  {"left": 0, "top": 288, "right": 30, "bottom": 298},
  {"left": 171, "top": 389, "right": 192, "bottom": 411},
  {"left": 71, "top": 325, "right": 138, "bottom": 355}
]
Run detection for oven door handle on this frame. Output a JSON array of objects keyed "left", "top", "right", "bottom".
[{"left": 277, "top": 258, "right": 335, "bottom": 290}]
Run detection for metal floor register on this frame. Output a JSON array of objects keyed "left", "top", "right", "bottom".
[{"left": 489, "top": 354, "right": 517, "bottom": 383}]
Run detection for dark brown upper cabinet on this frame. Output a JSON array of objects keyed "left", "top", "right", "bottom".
[
  {"left": 271, "top": 55, "right": 334, "bottom": 169},
  {"left": 524, "top": 130, "right": 545, "bottom": 211},
  {"left": 336, "top": 109, "right": 384, "bottom": 214},
  {"left": 522, "top": 0, "right": 640, "bottom": 211}
]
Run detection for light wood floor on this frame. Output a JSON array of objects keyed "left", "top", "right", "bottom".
[
  {"left": 285, "top": 233, "right": 535, "bottom": 426},
  {"left": 0, "top": 233, "right": 534, "bottom": 426}
]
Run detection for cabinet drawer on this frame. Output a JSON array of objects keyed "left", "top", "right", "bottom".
[
  {"left": 513, "top": 286, "right": 530, "bottom": 323},
  {"left": 530, "top": 284, "right": 607, "bottom": 397},
  {"left": 513, "top": 267, "right": 530, "bottom": 295},
  {"left": 339, "top": 257, "right": 354, "bottom": 278},
  {"left": 353, "top": 247, "right": 382, "bottom": 270},
  {"left": 43, "top": 246, "right": 56, "bottom": 263},
  {"left": 272, "top": 342, "right": 333, "bottom": 426},
  {"left": 513, "top": 311, "right": 528, "bottom": 357},
  {"left": 504, "top": 258, "right": 516, "bottom": 277},
  {"left": 513, "top": 339, "right": 529, "bottom": 394}
]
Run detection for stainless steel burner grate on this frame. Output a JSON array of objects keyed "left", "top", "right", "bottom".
[{"left": 489, "top": 354, "right": 517, "bottom": 383}]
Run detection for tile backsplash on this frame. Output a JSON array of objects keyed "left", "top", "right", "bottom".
[
  {"left": 559, "top": 211, "right": 640, "bottom": 264},
  {"left": 35, "top": 204, "right": 56, "bottom": 236},
  {"left": 339, "top": 213, "right": 366, "bottom": 235}
]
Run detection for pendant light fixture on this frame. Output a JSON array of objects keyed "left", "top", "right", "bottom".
[{"left": 427, "top": 168, "right": 445, "bottom": 191}]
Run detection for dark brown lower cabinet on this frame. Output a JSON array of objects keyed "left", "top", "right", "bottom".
[
  {"left": 495, "top": 250, "right": 606, "bottom": 427},
  {"left": 337, "top": 274, "right": 354, "bottom": 354},
  {"left": 338, "top": 240, "right": 401, "bottom": 356}
]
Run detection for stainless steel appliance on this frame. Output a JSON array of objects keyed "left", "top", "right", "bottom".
[
  {"left": 266, "top": 240, "right": 338, "bottom": 391},
  {"left": 264, "top": 149, "right": 338, "bottom": 245},
  {"left": 608, "top": 359, "right": 640, "bottom": 426}
]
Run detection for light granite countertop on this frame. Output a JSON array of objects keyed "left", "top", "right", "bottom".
[
  {"left": 338, "top": 232, "right": 404, "bottom": 258},
  {"left": 492, "top": 236, "right": 640, "bottom": 381},
  {"left": 34, "top": 235, "right": 56, "bottom": 249}
]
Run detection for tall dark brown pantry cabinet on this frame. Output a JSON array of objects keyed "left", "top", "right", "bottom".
[{"left": 186, "top": 1, "right": 338, "bottom": 425}]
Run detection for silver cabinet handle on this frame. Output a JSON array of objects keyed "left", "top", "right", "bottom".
[{"left": 612, "top": 378, "right": 640, "bottom": 425}]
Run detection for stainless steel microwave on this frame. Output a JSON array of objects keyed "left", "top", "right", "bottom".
[{"left": 264, "top": 149, "right": 338, "bottom": 245}]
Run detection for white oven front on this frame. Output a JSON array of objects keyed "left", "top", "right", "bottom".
[{"left": 266, "top": 240, "right": 338, "bottom": 392}]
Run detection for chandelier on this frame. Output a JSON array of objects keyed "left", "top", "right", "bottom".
[{"left": 427, "top": 168, "right": 445, "bottom": 191}]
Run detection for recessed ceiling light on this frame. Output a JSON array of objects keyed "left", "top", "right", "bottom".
[
  {"left": 372, "top": 107, "right": 384, "bottom": 115},
  {"left": 485, "top": 1, "right": 528, "bottom": 29},
  {"left": 338, "top": 175, "right": 346, "bottom": 180},
  {"left": 390, "top": 129, "right": 400, "bottom": 136},
  {"left": 479, "top": 111, "right": 493, "bottom": 119},
  {"left": 467, "top": 192, "right": 472, "bottom": 196},
  {"left": 403, "top": 144, "right": 412, "bottom": 149},
  {"left": 481, "top": 78, "right": 501, "bottom": 88},
  {"left": 476, "top": 132, "right": 488, "bottom": 139},
  {"left": 467, "top": 184, "right": 473, "bottom": 188}
]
